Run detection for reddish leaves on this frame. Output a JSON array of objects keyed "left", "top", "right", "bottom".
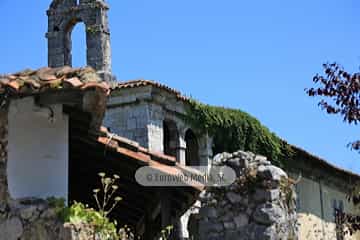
[
  {"left": 335, "top": 209, "right": 360, "bottom": 236},
  {"left": 306, "top": 62, "right": 360, "bottom": 152}
]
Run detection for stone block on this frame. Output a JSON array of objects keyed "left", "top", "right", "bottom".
[
  {"left": 234, "top": 213, "right": 249, "bottom": 228},
  {"left": 253, "top": 189, "right": 280, "bottom": 203},
  {"left": 19, "top": 205, "right": 39, "bottom": 221},
  {"left": 199, "top": 206, "right": 218, "bottom": 219},
  {"left": 212, "top": 152, "right": 232, "bottom": 166},
  {"left": 257, "top": 165, "right": 287, "bottom": 182},
  {"left": 226, "top": 192, "right": 242, "bottom": 204},
  {"left": 252, "top": 203, "right": 284, "bottom": 226},
  {"left": 0, "top": 217, "right": 23, "bottom": 240},
  {"left": 224, "top": 230, "right": 242, "bottom": 240},
  {"left": 247, "top": 224, "right": 276, "bottom": 240},
  {"left": 127, "top": 118, "right": 137, "bottom": 129},
  {"left": 254, "top": 155, "right": 271, "bottom": 165},
  {"left": 224, "top": 222, "right": 236, "bottom": 230},
  {"left": 40, "top": 208, "right": 57, "bottom": 219},
  {"left": 190, "top": 150, "right": 297, "bottom": 240}
]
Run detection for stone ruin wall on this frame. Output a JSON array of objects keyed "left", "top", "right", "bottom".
[
  {"left": 0, "top": 198, "right": 97, "bottom": 240},
  {"left": 188, "top": 151, "right": 298, "bottom": 240}
]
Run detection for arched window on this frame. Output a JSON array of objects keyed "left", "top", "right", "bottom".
[
  {"left": 185, "top": 129, "right": 199, "bottom": 166},
  {"left": 163, "top": 120, "right": 179, "bottom": 159},
  {"left": 62, "top": 18, "right": 83, "bottom": 67},
  {"left": 47, "top": 0, "right": 111, "bottom": 76},
  {"left": 70, "top": 22, "right": 87, "bottom": 67}
]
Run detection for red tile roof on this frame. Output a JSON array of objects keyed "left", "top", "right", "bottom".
[
  {"left": 112, "top": 80, "right": 189, "bottom": 102},
  {"left": 0, "top": 66, "right": 110, "bottom": 97},
  {"left": 98, "top": 126, "right": 204, "bottom": 191}
]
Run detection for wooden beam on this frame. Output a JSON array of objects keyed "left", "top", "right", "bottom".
[{"left": 36, "top": 90, "right": 83, "bottom": 106}]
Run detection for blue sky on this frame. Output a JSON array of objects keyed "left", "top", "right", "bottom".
[{"left": 1, "top": 0, "right": 360, "bottom": 173}]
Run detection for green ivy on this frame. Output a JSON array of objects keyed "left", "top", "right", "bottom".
[
  {"left": 66, "top": 202, "right": 118, "bottom": 240},
  {"left": 46, "top": 173, "right": 124, "bottom": 240},
  {"left": 46, "top": 197, "right": 70, "bottom": 222},
  {"left": 185, "top": 100, "right": 294, "bottom": 167}
]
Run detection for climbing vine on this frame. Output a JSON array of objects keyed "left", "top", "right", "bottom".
[{"left": 185, "top": 100, "right": 294, "bottom": 167}]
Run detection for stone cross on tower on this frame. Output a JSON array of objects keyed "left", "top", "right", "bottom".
[{"left": 46, "top": 0, "right": 112, "bottom": 82}]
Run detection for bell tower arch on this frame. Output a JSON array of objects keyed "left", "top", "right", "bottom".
[{"left": 46, "top": 0, "right": 112, "bottom": 81}]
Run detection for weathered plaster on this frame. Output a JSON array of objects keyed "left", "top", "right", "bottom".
[
  {"left": 290, "top": 172, "right": 360, "bottom": 240},
  {"left": 7, "top": 97, "right": 69, "bottom": 201}
]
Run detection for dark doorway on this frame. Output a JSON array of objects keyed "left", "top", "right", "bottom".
[
  {"left": 163, "top": 120, "right": 179, "bottom": 159},
  {"left": 185, "top": 129, "right": 199, "bottom": 166}
]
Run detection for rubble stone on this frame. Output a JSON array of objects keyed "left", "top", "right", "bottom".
[
  {"left": 189, "top": 151, "right": 298, "bottom": 240},
  {"left": 0, "top": 217, "right": 23, "bottom": 240}
]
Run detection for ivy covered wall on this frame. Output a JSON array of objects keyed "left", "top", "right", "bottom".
[{"left": 185, "top": 100, "right": 294, "bottom": 167}]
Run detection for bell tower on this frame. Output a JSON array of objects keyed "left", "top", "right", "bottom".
[{"left": 46, "top": 0, "right": 112, "bottom": 81}]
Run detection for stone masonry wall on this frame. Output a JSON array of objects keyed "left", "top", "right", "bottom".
[
  {"left": 0, "top": 198, "right": 65, "bottom": 240},
  {"left": 47, "top": 0, "right": 112, "bottom": 82},
  {"left": 0, "top": 197, "right": 110, "bottom": 240},
  {"left": 189, "top": 151, "right": 298, "bottom": 240},
  {"left": 104, "top": 103, "right": 150, "bottom": 148},
  {"left": 105, "top": 89, "right": 214, "bottom": 167}
]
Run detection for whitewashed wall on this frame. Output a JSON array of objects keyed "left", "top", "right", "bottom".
[{"left": 7, "top": 97, "right": 69, "bottom": 201}]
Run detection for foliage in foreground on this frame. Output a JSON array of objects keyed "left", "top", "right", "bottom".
[
  {"left": 49, "top": 173, "right": 127, "bottom": 240},
  {"left": 67, "top": 202, "right": 120, "bottom": 239},
  {"left": 48, "top": 172, "right": 173, "bottom": 240}
]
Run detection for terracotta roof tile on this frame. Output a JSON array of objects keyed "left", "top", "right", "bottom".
[
  {"left": 64, "top": 77, "right": 83, "bottom": 88},
  {"left": 99, "top": 127, "right": 176, "bottom": 165},
  {"left": 97, "top": 126, "right": 204, "bottom": 191},
  {"left": 7, "top": 81, "right": 20, "bottom": 91},
  {"left": 112, "top": 80, "right": 189, "bottom": 102},
  {"left": 0, "top": 66, "right": 109, "bottom": 97}
]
